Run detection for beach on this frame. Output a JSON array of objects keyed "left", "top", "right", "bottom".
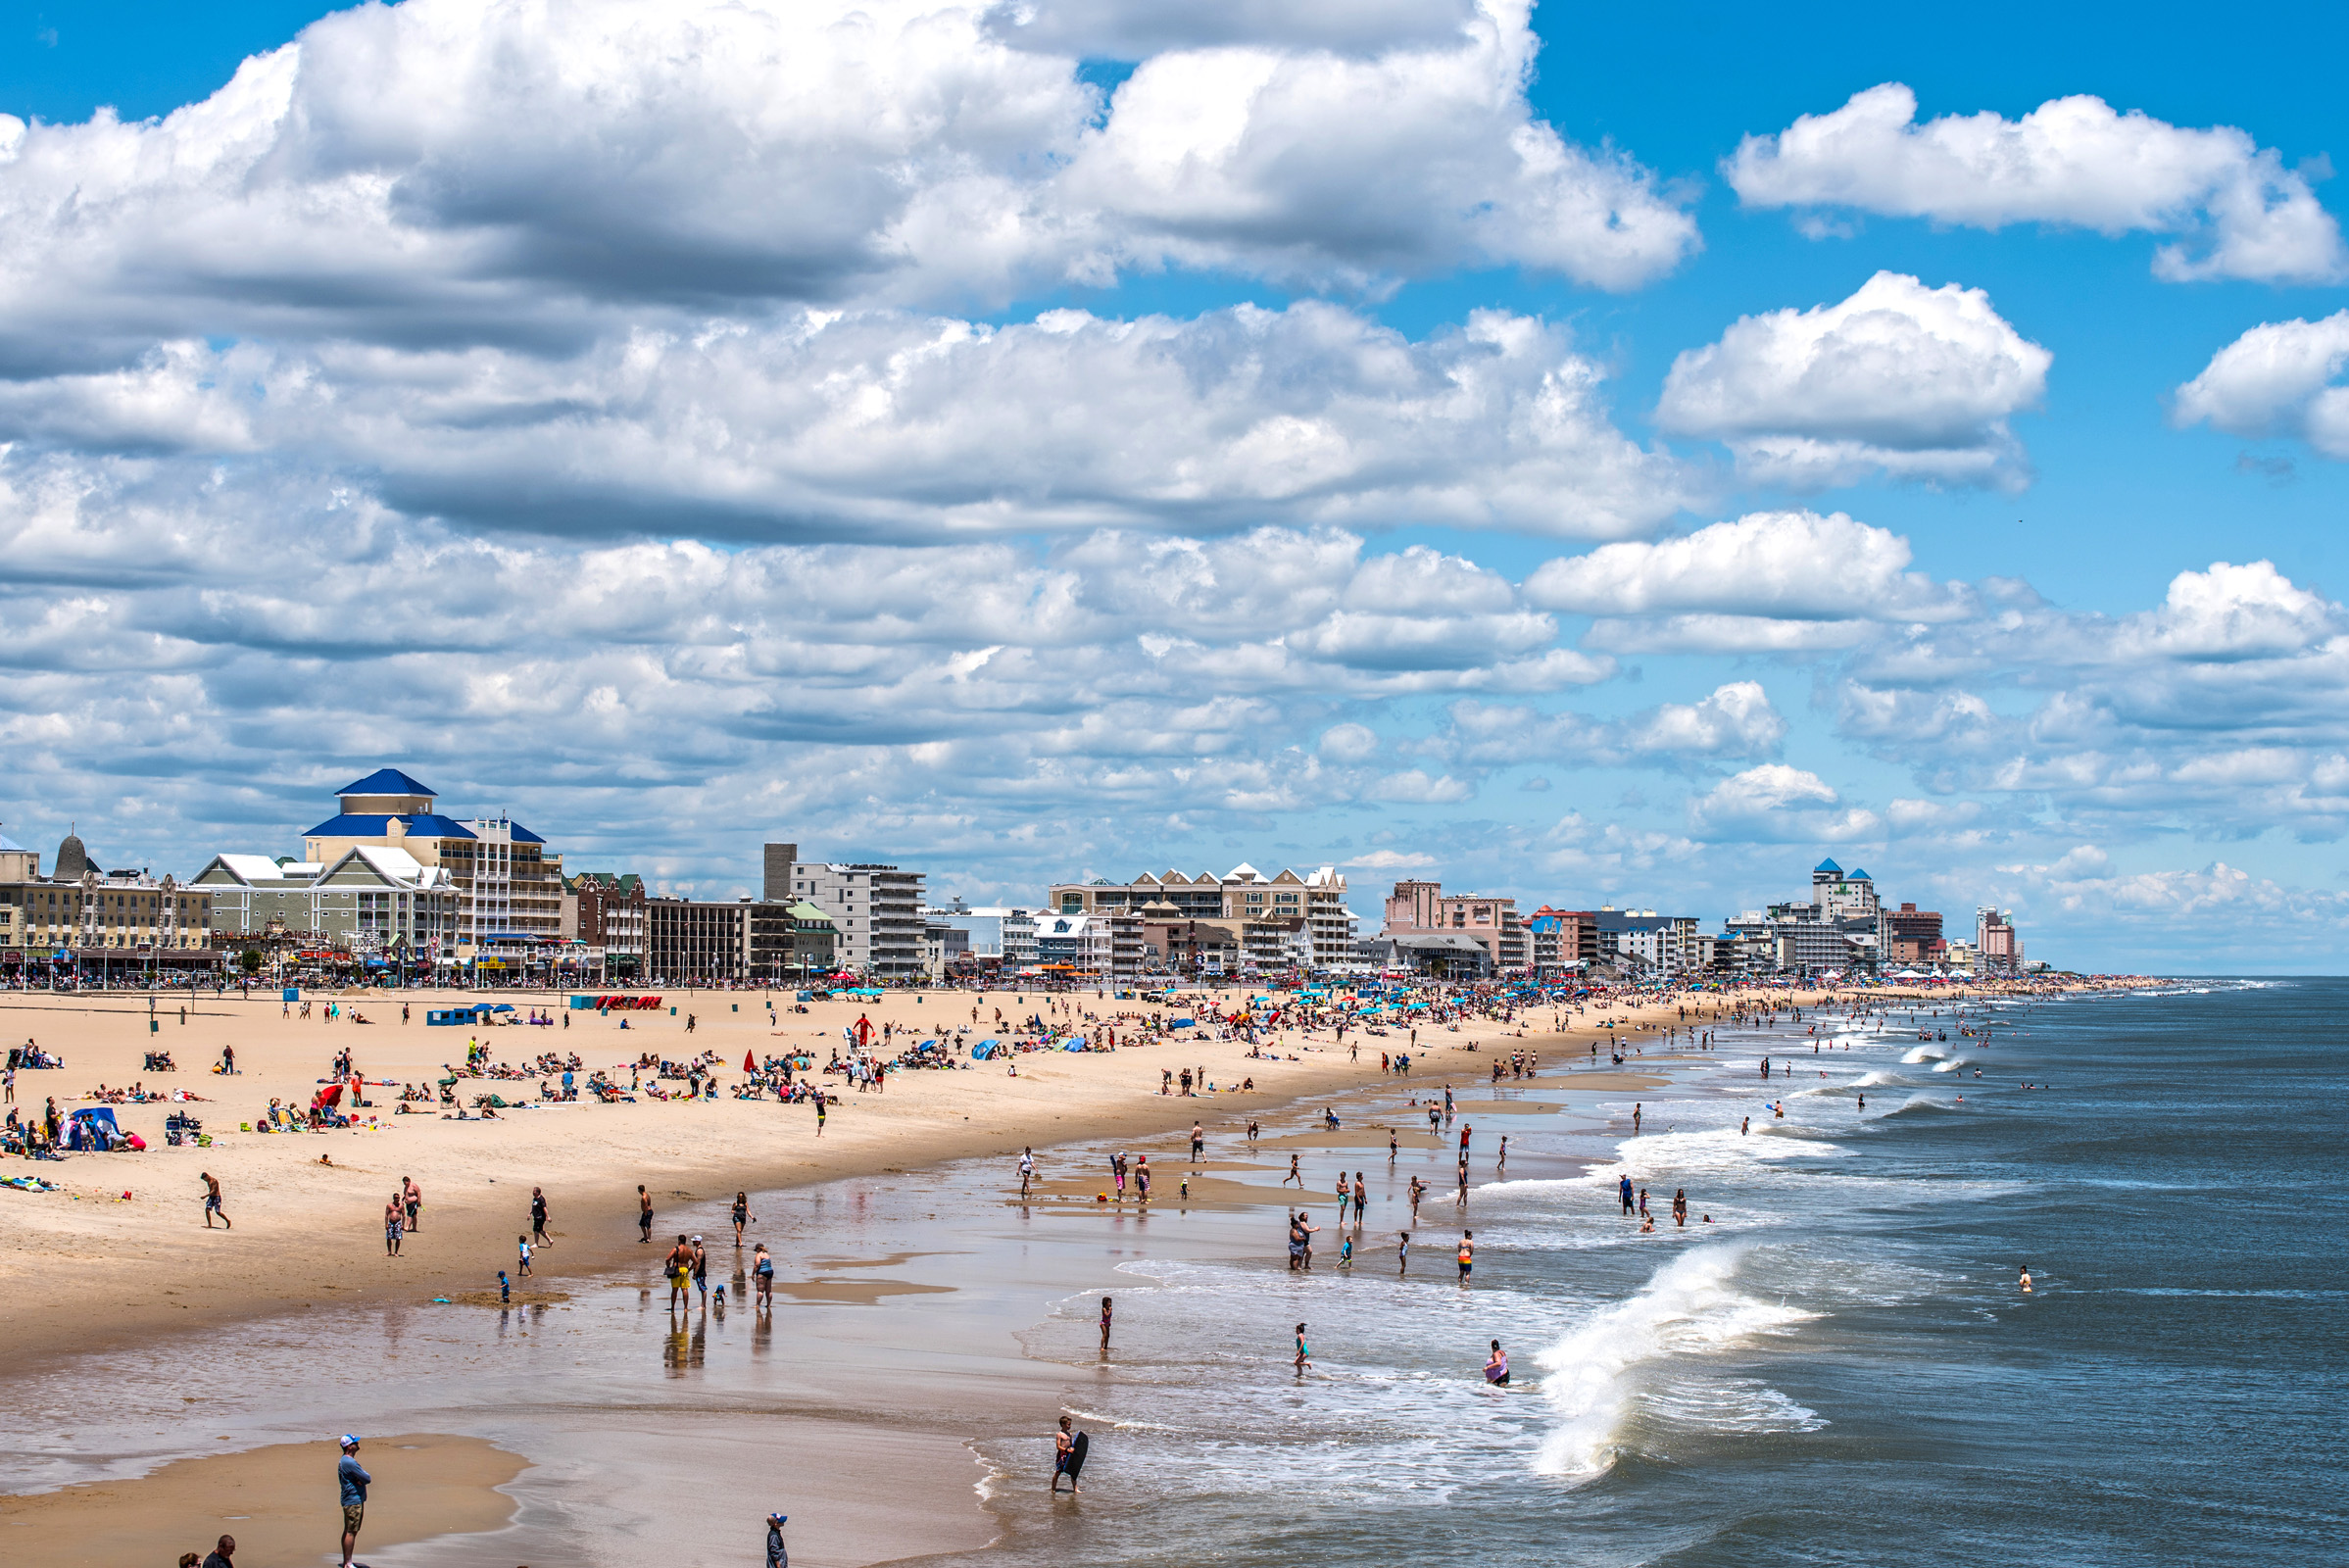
[{"left": 0, "top": 975, "right": 2140, "bottom": 1563}]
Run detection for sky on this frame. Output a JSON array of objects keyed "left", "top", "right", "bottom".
[{"left": 1, "top": 0, "right": 2346, "bottom": 972}]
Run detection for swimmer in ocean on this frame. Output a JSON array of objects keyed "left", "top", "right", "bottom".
[
  {"left": 2020, "top": 1264, "right": 2033, "bottom": 1292},
  {"left": 1485, "top": 1340, "right": 1509, "bottom": 1386}
]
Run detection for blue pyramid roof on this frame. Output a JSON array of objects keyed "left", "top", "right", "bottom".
[
  {"left": 1847, "top": 867, "right": 1872, "bottom": 880},
  {"left": 1813, "top": 858, "right": 1842, "bottom": 874},
  {"left": 338, "top": 767, "right": 438, "bottom": 800}
]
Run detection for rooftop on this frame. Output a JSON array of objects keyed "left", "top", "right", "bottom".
[{"left": 337, "top": 767, "right": 438, "bottom": 800}]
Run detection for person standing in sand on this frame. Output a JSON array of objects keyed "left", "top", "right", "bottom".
[
  {"left": 1191, "top": 1121, "right": 1204, "bottom": 1161},
  {"left": 639, "top": 1185, "right": 654, "bottom": 1243},
  {"left": 384, "top": 1196, "right": 404, "bottom": 1257},
  {"left": 403, "top": 1176, "right": 422, "bottom": 1234},
  {"left": 336, "top": 1435, "right": 369, "bottom": 1568},
  {"left": 200, "top": 1171, "right": 230, "bottom": 1229},
  {"left": 665, "top": 1235, "right": 694, "bottom": 1308}
]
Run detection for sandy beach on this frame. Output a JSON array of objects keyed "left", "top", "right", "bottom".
[{"left": 0, "top": 974, "right": 2122, "bottom": 1562}]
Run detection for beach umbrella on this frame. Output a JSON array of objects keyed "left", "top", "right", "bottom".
[{"left": 743, "top": 1050, "right": 757, "bottom": 1072}]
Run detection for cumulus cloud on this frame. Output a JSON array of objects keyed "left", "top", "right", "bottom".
[
  {"left": 2173, "top": 312, "right": 2349, "bottom": 460},
  {"left": 0, "top": 303, "right": 1690, "bottom": 542},
  {"left": 1526, "top": 509, "right": 1971, "bottom": 626},
  {"left": 0, "top": 0, "right": 1696, "bottom": 374},
  {"left": 1655, "top": 272, "right": 2050, "bottom": 489},
  {"left": 1436, "top": 681, "right": 1787, "bottom": 768},
  {"left": 1726, "top": 83, "right": 2348, "bottom": 284},
  {"left": 1688, "top": 763, "right": 1882, "bottom": 843}
]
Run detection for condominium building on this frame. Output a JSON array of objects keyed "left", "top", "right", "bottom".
[
  {"left": 1881, "top": 902, "right": 1945, "bottom": 965},
  {"left": 1050, "top": 863, "right": 1352, "bottom": 971},
  {"left": 1528, "top": 906, "right": 1597, "bottom": 973},
  {"left": 1978, "top": 906, "right": 2024, "bottom": 973},
  {"left": 564, "top": 871, "right": 649, "bottom": 976},
  {"left": 771, "top": 852, "right": 927, "bottom": 979},
  {"left": 927, "top": 901, "right": 1040, "bottom": 967},
  {"left": 300, "top": 769, "right": 564, "bottom": 954}
]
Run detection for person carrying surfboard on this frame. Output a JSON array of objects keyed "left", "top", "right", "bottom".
[{"left": 1051, "top": 1414, "right": 1089, "bottom": 1494}]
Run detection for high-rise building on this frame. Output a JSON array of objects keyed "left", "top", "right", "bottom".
[
  {"left": 1384, "top": 880, "right": 1527, "bottom": 970},
  {"left": 762, "top": 843, "right": 798, "bottom": 902},
  {"left": 785, "top": 861, "right": 926, "bottom": 978}
]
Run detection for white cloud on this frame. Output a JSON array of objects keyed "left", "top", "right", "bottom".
[
  {"left": 1367, "top": 768, "right": 1475, "bottom": 804},
  {"left": 1726, "top": 82, "right": 2348, "bottom": 284},
  {"left": 1688, "top": 763, "right": 1882, "bottom": 843},
  {"left": 1655, "top": 272, "right": 2049, "bottom": 489},
  {"left": 0, "top": 303, "right": 1690, "bottom": 543},
  {"left": 1437, "top": 681, "right": 1787, "bottom": 768},
  {"left": 1344, "top": 848, "right": 1439, "bottom": 869},
  {"left": 1526, "top": 509, "right": 1970, "bottom": 621},
  {"left": 2115, "top": 561, "right": 2342, "bottom": 661},
  {"left": 2173, "top": 312, "right": 2349, "bottom": 459},
  {"left": 1318, "top": 723, "right": 1381, "bottom": 761},
  {"left": 0, "top": 0, "right": 1696, "bottom": 374},
  {"left": 983, "top": 0, "right": 1482, "bottom": 57}
]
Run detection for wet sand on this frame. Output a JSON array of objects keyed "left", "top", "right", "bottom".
[{"left": 0, "top": 1433, "right": 523, "bottom": 1567}]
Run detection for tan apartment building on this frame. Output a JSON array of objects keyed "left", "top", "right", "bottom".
[
  {"left": 1048, "top": 862, "right": 1355, "bottom": 972},
  {"left": 1384, "top": 879, "right": 1529, "bottom": 970},
  {"left": 301, "top": 768, "right": 563, "bottom": 956}
]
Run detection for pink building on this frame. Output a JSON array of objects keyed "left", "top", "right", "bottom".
[{"left": 1383, "top": 880, "right": 1526, "bottom": 969}]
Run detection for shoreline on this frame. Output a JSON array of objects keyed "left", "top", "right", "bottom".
[{"left": 0, "top": 976, "right": 2149, "bottom": 1562}]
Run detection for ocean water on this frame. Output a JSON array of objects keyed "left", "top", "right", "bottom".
[
  {"left": 9, "top": 982, "right": 2343, "bottom": 1565},
  {"left": 944, "top": 980, "right": 2349, "bottom": 1567}
]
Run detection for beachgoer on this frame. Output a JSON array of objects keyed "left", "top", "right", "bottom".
[
  {"left": 732, "top": 1190, "right": 750, "bottom": 1245},
  {"left": 404, "top": 1176, "right": 422, "bottom": 1234},
  {"left": 383, "top": 1197, "right": 403, "bottom": 1256},
  {"left": 1619, "top": 1173, "right": 1633, "bottom": 1215},
  {"left": 1019, "top": 1147, "right": 1035, "bottom": 1199},
  {"left": 1485, "top": 1340, "right": 1509, "bottom": 1386},
  {"left": 1397, "top": 1231, "right": 1410, "bottom": 1274},
  {"left": 1457, "top": 1230, "right": 1474, "bottom": 1284},
  {"left": 666, "top": 1234, "right": 694, "bottom": 1308},
  {"left": 755, "top": 1244, "right": 775, "bottom": 1307},
  {"left": 517, "top": 1234, "right": 533, "bottom": 1277},
  {"left": 2020, "top": 1264, "right": 2033, "bottom": 1293},
  {"left": 1191, "top": 1121, "right": 1204, "bottom": 1161},
  {"left": 1352, "top": 1171, "right": 1368, "bottom": 1227},
  {"left": 1052, "top": 1414, "right": 1082, "bottom": 1494},
  {"left": 1100, "top": 1296, "right": 1113, "bottom": 1352},
  {"left": 201, "top": 1171, "right": 230, "bottom": 1229},
  {"left": 337, "top": 1436, "right": 369, "bottom": 1568},
  {"left": 1283, "top": 1153, "right": 1301, "bottom": 1187},
  {"left": 1295, "top": 1322, "right": 1311, "bottom": 1373},
  {"left": 201, "top": 1536, "right": 235, "bottom": 1568},
  {"left": 692, "top": 1235, "right": 710, "bottom": 1301},
  {"left": 639, "top": 1185, "right": 654, "bottom": 1242},
  {"left": 766, "top": 1512, "right": 791, "bottom": 1568}
]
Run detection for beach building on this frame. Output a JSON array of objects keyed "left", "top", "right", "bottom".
[
  {"left": 1382, "top": 880, "right": 1529, "bottom": 971},
  {"left": 770, "top": 851, "right": 927, "bottom": 979},
  {"left": 193, "top": 846, "right": 457, "bottom": 962},
  {"left": 642, "top": 895, "right": 833, "bottom": 984},
  {"left": 1978, "top": 906, "right": 2024, "bottom": 974},
  {"left": 1528, "top": 906, "right": 1596, "bottom": 974},
  {"left": 563, "top": 871, "right": 648, "bottom": 977},
  {"left": 0, "top": 825, "right": 217, "bottom": 976},
  {"left": 1881, "top": 903, "right": 1946, "bottom": 965},
  {"left": 926, "top": 901, "right": 1041, "bottom": 970},
  {"left": 299, "top": 769, "right": 565, "bottom": 967},
  {"left": 1047, "top": 863, "right": 1353, "bottom": 972}
]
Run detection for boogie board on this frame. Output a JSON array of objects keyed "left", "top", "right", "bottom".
[{"left": 1065, "top": 1430, "right": 1090, "bottom": 1481}]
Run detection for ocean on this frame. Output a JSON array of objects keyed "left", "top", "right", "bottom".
[
  {"left": 10, "top": 980, "right": 2343, "bottom": 1565},
  {"left": 943, "top": 979, "right": 2349, "bottom": 1567}
]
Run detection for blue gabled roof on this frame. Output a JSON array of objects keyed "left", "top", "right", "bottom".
[
  {"left": 509, "top": 822, "right": 545, "bottom": 844},
  {"left": 402, "top": 814, "right": 479, "bottom": 839},
  {"left": 338, "top": 767, "right": 438, "bottom": 799},
  {"left": 1814, "top": 858, "right": 1842, "bottom": 873}
]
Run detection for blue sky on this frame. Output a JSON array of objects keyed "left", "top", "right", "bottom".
[{"left": 0, "top": 0, "right": 2345, "bottom": 969}]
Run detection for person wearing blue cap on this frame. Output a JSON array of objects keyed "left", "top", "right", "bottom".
[
  {"left": 765, "top": 1511, "right": 790, "bottom": 1567},
  {"left": 337, "top": 1435, "right": 369, "bottom": 1568}
]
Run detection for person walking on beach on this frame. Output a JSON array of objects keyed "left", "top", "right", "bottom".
[
  {"left": 1191, "top": 1120, "right": 1204, "bottom": 1161},
  {"left": 1351, "top": 1172, "right": 1368, "bottom": 1229},
  {"left": 1283, "top": 1153, "right": 1301, "bottom": 1187},
  {"left": 731, "top": 1190, "right": 750, "bottom": 1246},
  {"left": 404, "top": 1176, "right": 422, "bottom": 1234},
  {"left": 639, "top": 1185, "right": 655, "bottom": 1243},
  {"left": 1408, "top": 1175, "right": 1426, "bottom": 1224},
  {"left": 336, "top": 1435, "right": 369, "bottom": 1568},
  {"left": 530, "top": 1186, "right": 552, "bottom": 1247},
  {"left": 754, "top": 1244, "right": 775, "bottom": 1307},
  {"left": 1294, "top": 1322, "right": 1311, "bottom": 1375},
  {"left": 692, "top": 1235, "right": 710, "bottom": 1303},
  {"left": 200, "top": 1171, "right": 230, "bottom": 1229},
  {"left": 765, "top": 1511, "right": 790, "bottom": 1568},
  {"left": 383, "top": 1195, "right": 404, "bottom": 1256},
  {"left": 665, "top": 1235, "right": 694, "bottom": 1308},
  {"left": 1019, "top": 1147, "right": 1035, "bottom": 1199},
  {"left": 1619, "top": 1173, "right": 1634, "bottom": 1215},
  {"left": 814, "top": 1093, "right": 827, "bottom": 1136}
]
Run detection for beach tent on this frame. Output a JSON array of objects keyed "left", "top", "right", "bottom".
[
  {"left": 969, "top": 1040, "right": 1002, "bottom": 1059},
  {"left": 1170, "top": 1017, "right": 1197, "bottom": 1028}
]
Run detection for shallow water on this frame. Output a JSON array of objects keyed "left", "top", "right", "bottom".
[{"left": 10, "top": 983, "right": 2344, "bottom": 1566}]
